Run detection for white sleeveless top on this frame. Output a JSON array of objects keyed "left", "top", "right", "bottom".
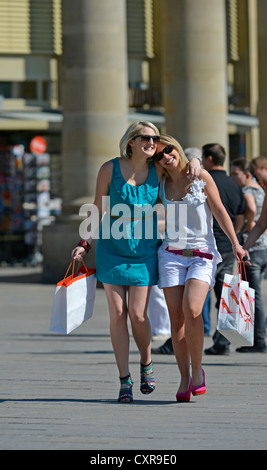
[{"left": 159, "top": 176, "right": 222, "bottom": 263}]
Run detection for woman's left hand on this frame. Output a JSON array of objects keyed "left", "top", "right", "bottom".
[
  {"left": 233, "top": 244, "right": 251, "bottom": 264},
  {"left": 186, "top": 157, "right": 201, "bottom": 180}
]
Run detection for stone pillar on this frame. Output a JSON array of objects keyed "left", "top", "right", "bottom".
[
  {"left": 42, "top": 0, "right": 128, "bottom": 282},
  {"left": 248, "top": 0, "right": 260, "bottom": 158},
  {"left": 258, "top": 0, "right": 267, "bottom": 156},
  {"left": 161, "top": 0, "right": 228, "bottom": 158}
]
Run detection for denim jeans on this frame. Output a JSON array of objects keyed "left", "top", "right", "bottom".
[
  {"left": 240, "top": 250, "right": 267, "bottom": 348},
  {"left": 202, "top": 290, "right": 211, "bottom": 335}
]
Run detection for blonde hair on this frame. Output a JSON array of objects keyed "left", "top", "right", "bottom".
[
  {"left": 119, "top": 121, "right": 160, "bottom": 158},
  {"left": 159, "top": 134, "right": 188, "bottom": 170}
]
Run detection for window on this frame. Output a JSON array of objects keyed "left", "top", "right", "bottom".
[
  {"left": 21, "top": 81, "right": 37, "bottom": 100},
  {"left": 126, "top": 0, "right": 155, "bottom": 59},
  {"left": 0, "top": 82, "right": 12, "bottom": 98}
]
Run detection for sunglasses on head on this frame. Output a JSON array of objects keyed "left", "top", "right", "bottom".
[
  {"left": 153, "top": 144, "right": 174, "bottom": 162},
  {"left": 132, "top": 134, "right": 160, "bottom": 143}
]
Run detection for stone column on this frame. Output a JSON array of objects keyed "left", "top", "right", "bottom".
[
  {"left": 248, "top": 0, "right": 259, "bottom": 158},
  {"left": 161, "top": 0, "right": 228, "bottom": 159},
  {"left": 61, "top": 0, "right": 128, "bottom": 207},
  {"left": 43, "top": 0, "right": 128, "bottom": 282},
  {"left": 258, "top": 0, "right": 267, "bottom": 156}
]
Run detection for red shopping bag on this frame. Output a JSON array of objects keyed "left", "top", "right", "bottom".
[
  {"left": 217, "top": 263, "right": 255, "bottom": 347},
  {"left": 49, "top": 260, "right": 96, "bottom": 334}
]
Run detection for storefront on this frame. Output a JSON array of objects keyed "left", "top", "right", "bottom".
[{"left": 0, "top": 111, "right": 62, "bottom": 265}]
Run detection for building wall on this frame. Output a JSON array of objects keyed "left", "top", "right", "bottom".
[
  {"left": 0, "top": 0, "right": 62, "bottom": 110},
  {"left": 0, "top": 0, "right": 267, "bottom": 280},
  {"left": 0, "top": 0, "right": 265, "bottom": 161}
]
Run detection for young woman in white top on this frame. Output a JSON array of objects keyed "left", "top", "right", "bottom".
[{"left": 153, "top": 135, "right": 246, "bottom": 402}]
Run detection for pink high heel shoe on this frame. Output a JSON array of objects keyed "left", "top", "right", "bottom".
[
  {"left": 192, "top": 369, "right": 206, "bottom": 396},
  {"left": 176, "top": 378, "right": 192, "bottom": 402}
]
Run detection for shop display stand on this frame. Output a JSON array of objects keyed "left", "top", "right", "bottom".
[{"left": 0, "top": 145, "right": 58, "bottom": 266}]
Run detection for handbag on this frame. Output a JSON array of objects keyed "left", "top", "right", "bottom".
[
  {"left": 49, "top": 259, "right": 97, "bottom": 334},
  {"left": 217, "top": 263, "right": 255, "bottom": 347}
]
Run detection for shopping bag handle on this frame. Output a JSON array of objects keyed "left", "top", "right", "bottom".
[
  {"left": 64, "top": 260, "right": 73, "bottom": 279},
  {"left": 80, "top": 258, "right": 92, "bottom": 274},
  {"left": 234, "top": 261, "right": 247, "bottom": 281},
  {"left": 64, "top": 258, "right": 91, "bottom": 279},
  {"left": 64, "top": 259, "right": 81, "bottom": 279}
]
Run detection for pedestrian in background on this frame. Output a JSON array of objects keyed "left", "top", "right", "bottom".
[
  {"left": 250, "top": 156, "right": 267, "bottom": 191},
  {"left": 149, "top": 285, "right": 171, "bottom": 340},
  {"left": 243, "top": 192, "right": 267, "bottom": 250},
  {"left": 230, "top": 158, "right": 267, "bottom": 352},
  {"left": 202, "top": 144, "right": 245, "bottom": 356}
]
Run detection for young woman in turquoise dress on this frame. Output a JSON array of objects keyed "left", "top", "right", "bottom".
[{"left": 71, "top": 121, "right": 201, "bottom": 403}]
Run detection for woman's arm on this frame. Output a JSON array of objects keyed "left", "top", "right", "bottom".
[
  {"left": 186, "top": 157, "right": 201, "bottom": 179},
  {"left": 154, "top": 157, "right": 201, "bottom": 181},
  {"left": 72, "top": 160, "right": 112, "bottom": 260},
  {"left": 202, "top": 170, "right": 246, "bottom": 261},
  {"left": 243, "top": 193, "right": 256, "bottom": 232},
  {"left": 93, "top": 160, "right": 113, "bottom": 211},
  {"left": 243, "top": 193, "right": 267, "bottom": 250}
]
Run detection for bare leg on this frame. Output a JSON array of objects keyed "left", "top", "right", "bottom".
[
  {"left": 164, "top": 280, "right": 209, "bottom": 392},
  {"left": 103, "top": 283, "right": 129, "bottom": 378},
  {"left": 164, "top": 285, "right": 191, "bottom": 393},
  {"left": 128, "top": 285, "right": 152, "bottom": 365},
  {"left": 183, "top": 279, "right": 209, "bottom": 386}
]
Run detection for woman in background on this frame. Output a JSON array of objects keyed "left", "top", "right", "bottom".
[{"left": 231, "top": 158, "right": 267, "bottom": 353}]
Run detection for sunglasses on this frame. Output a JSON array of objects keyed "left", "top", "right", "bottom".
[
  {"left": 153, "top": 144, "right": 174, "bottom": 162},
  {"left": 132, "top": 134, "right": 160, "bottom": 143}
]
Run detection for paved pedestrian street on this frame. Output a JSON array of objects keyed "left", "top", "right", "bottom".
[{"left": 0, "top": 267, "right": 267, "bottom": 450}]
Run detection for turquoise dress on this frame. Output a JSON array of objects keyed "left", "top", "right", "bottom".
[{"left": 95, "top": 157, "right": 161, "bottom": 286}]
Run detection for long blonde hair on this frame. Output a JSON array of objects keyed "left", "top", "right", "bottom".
[
  {"left": 159, "top": 134, "right": 188, "bottom": 170},
  {"left": 119, "top": 121, "right": 160, "bottom": 159}
]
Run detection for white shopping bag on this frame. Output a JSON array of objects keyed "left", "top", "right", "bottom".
[
  {"left": 49, "top": 260, "right": 97, "bottom": 334},
  {"left": 217, "top": 265, "right": 255, "bottom": 347}
]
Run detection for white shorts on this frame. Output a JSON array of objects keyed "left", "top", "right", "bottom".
[{"left": 158, "top": 247, "right": 217, "bottom": 289}]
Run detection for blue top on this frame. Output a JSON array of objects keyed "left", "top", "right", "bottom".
[{"left": 95, "top": 157, "right": 161, "bottom": 285}]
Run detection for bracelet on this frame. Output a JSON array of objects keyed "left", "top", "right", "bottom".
[
  {"left": 232, "top": 243, "right": 240, "bottom": 249},
  {"left": 78, "top": 239, "right": 91, "bottom": 253}
]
